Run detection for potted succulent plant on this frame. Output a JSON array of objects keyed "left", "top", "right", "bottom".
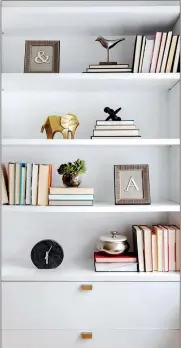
[{"left": 57, "top": 159, "right": 87, "bottom": 187}]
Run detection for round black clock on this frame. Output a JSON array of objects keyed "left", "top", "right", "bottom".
[{"left": 31, "top": 240, "right": 64, "bottom": 269}]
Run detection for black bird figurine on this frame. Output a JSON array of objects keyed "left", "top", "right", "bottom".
[
  {"left": 95, "top": 36, "right": 125, "bottom": 63},
  {"left": 104, "top": 107, "right": 122, "bottom": 121}
]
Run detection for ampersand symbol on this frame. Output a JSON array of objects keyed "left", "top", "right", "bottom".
[{"left": 34, "top": 50, "right": 50, "bottom": 64}]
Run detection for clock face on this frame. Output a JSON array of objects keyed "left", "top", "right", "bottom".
[{"left": 31, "top": 239, "right": 64, "bottom": 269}]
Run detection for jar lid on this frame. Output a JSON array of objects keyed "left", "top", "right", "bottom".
[{"left": 100, "top": 231, "right": 127, "bottom": 243}]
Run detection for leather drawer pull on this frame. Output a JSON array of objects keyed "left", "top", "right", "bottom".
[
  {"left": 80, "top": 284, "right": 93, "bottom": 291},
  {"left": 81, "top": 332, "right": 93, "bottom": 340}
]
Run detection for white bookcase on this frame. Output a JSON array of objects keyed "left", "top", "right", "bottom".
[{"left": 1, "top": 1, "right": 180, "bottom": 348}]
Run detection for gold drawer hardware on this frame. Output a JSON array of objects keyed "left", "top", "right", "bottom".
[
  {"left": 81, "top": 332, "right": 93, "bottom": 340},
  {"left": 80, "top": 284, "right": 93, "bottom": 291}
]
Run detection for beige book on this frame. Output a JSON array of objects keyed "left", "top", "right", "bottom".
[
  {"left": 15, "top": 163, "right": 20, "bottom": 205},
  {"left": 166, "top": 36, "right": 178, "bottom": 73},
  {"left": 8, "top": 163, "right": 15, "bottom": 205},
  {"left": 164, "top": 226, "right": 176, "bottom": 271},
  {"left": 158, "top": 225, "right": 169, "bottom": 272},
  {"left": 95, "top": 125, "right": 136, "bottom": 130},
  {"left": 156, "top": 33, "right": 167, "bottom": 72},
  {"left": 49, "top": 200, "right": 93, "bottom": 206},
  {"left": 1, "top": 165, "right": 8, "bottom": 204},
  {"left": 140, "top": 225, "right": 152, "bottom": 272},
  {"left": 153, "top": 226, "right": 164, "bottom": 272},
  {"left": 50, "top": 187, "right": 94, "bottom": 195},
  {"left": 32, "top": 164, "right": 39, "bottom": 206},
  {"left": 20, "top": 166, "right": 26, "bottom": 205},
  {"left": 151, "top": 232, "right": 158, "bottom": 271},
  {"left": 38, "top": 164, "right": 50, "bottom": 206},
  {"left": 174, "top": 226, "right": 180, "bottom": 271}
]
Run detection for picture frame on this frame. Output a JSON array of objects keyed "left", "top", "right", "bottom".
[
  {"left": 114, "top": 164, "right": 151, "bottom": 205},
  {"left": 24, "top": 40, "right": 60, "bottom": 73}
]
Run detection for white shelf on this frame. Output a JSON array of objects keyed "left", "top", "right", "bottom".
[
  {"left": 2, "top": 202, "right": 180, "bottom": 213},
  {"left": 2, "top": 261, "right": 180, "bottom": 282},
  {"left": 2, "top": 73, "right": 180, "bottom": 91},
  {"left": 2, "top": 139, "right": 180, "bottom": 147},
  {"left": 2, "top": 1, "right": 179, "bottom": 36}
]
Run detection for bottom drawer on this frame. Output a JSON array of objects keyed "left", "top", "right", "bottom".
[{"left": 2, "top": 329, "right": 180, "bottom": 348}]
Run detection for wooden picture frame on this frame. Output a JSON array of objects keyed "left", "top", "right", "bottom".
[
  {"left": 24, "top": 40, "right": 60, "bottom": 73},
  {"left": 114, "top": 164, "right": 151, "bottom": 205}
]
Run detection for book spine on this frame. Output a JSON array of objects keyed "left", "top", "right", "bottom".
[{"left": 26, "top": 164, "right": 32, "bottom": 205}]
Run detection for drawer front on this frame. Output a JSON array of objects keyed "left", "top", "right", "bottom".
[
  {"left": 2, "top": 282, "right": 180, "bottom": 329},
  {"left": 2, "top": 329, "right": 180, "bottom": 348}
]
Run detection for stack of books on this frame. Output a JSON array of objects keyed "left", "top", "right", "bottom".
[
  {"left": 133, "top": 32, "right": 180, "bottom": 73},
  {"left": 91, "top": 119, "right": 140, "bottom": 139},
  {"left": 49, "top": 187, "right": 94, "bottom": 206},
  {"left": 85, "top": 63, "right": 132, "bottom": 73},
  {"left": 4, "top": 162, "right": 52, "bottom": 206},
  {"left": 133, "top": 225, "right": 180, "bottom": 272},
  {"left": 94, "top": 252, "right": 137, "bottom": 272}
]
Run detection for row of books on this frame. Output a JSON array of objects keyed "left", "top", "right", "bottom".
[
  {"left": 133, "top": 32, "right": 180, "bottom": 73},
  {"left": 91, "top": 120, "right": 140, "bottom": 139},
  {"left": 85, "top": 63, "right": 132, "bottom": 74},
  {"left": 2, "top": 163, "right": 52, "bottom": 206},
  {"left": 133, "top": 225, "right": 180, "bottom": 272},
  {"left": 49, "top": 187, "right": 94, "bottom": 206}
]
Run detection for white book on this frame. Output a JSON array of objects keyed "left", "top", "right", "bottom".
[
  {"left": 15, "top": 163, "right": 20, "bottom": 205},
  {"left": 49, "top": 194, "right": 94, "bottom": 201},
  {"left": 159, "top": 225, "right": 169, "bottom": 272},
  {"left": 175, "top": 226, "right": 180, "bottom": 271},
  {"left": 133, "top": 225, "right": 145, "bottom": 272},
  {"left": 31, "top": 164, "right": 39, "bottom": 206},
  {"left": 153, "top": 226, "right": 164, "bottom": 272},
  {"left": 20, "top": 166, "right": 26, "bottom": 205},
  {"left": 166, "top": 36, "right": 178, "bottom": 73},
  {"left": 152, "top": 232, "right": 157, "bottom": 271},
  {"left": 150, "top": 32, "right": 162, "bottom": 73},
  {"left": 96, "top": 120, "right": 134, "bottom": 126},
  {"left": 95, "top": 263, "right": 137, "bottom": 272},
  {"left": 139, "top": 36, "right": 146, "bottom": 72},
  {"left": 140, "top": 226, "right": 152, "bottom": 272},
  {"left": 141, "top": 39, "right": 154, "bottom": 73},
  {"left": 93, "top": 129, "right": 139, "bottom": 137},
  {"left": 165, "top": 226, "right": 176, "bottom": 271},
  {"left": 26, "top": 163, "right": 32, "bottom": 205},
  {"left": 133, "top": 36, "right": 143, "bottom": 73},
  {"left": 156, "top": 33, "right": 167, "bottom": 72},
  {"left": 160, "top": 31, "right": 172, "bottom": 72},
  {"left": 8, "top": 163, "right": 15, "bottom": 205},
  {"left": 172, "top": 36, "right": 180, "bottom": 73},
  {"left": 95, "top": 125, "right": 136, "bottom": 130}
]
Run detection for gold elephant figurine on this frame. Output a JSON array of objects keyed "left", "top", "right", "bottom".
[{"left": 41, "top": 114, "right": 79, "bottom": 139}]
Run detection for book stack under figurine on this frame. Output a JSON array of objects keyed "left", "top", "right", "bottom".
[
  {"left": 49, "top": 187, "right": 94, "bottom": 206},
  {"left": 85, "top": 63, "right": 132, "bottom": 74},
  {"left": 94, "top": 252, "right": 138, "bottom": 272},
  {"left": 133, "top": 32, "right": 180, "bottom": 73},
  {"left": 91, "top": 119, "right": 141, "bottom": 139},
  {"left": 133, "top": 225, "right": 180, "bottom": 272}
]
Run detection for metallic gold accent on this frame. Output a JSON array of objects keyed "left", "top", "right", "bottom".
[
  {"left": 81, "top": 332, "right": 93, "bottom": 340},
  {"left": 41, "top": 114, "right": 79, "bottom": 139},
  {"left": 80, "top": 284, "right": 93, "bottom": 291}
]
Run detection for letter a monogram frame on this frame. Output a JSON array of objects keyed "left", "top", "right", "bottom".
[
  {"left": 114, "top": 164, "right": 151, "bottom": 205},
  {"left": 24, "top": 41, "right": 60, "bottom": 73}
]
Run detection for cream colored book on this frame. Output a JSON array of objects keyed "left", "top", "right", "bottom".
[
  {"left": 174, "top": 226, "right": 180, "bottom": 271},
  {"left": 49, "top": 200, "right": 93, "bottom": 206},
  {"left": 31, "top": 164, "right": 39, "bottom": 206},
  {"left": 164, "top": 226, "right": 176, "bottom": 271},
  {"left": 15, "top": 163, "right": 20, "bottom": 205},
  {"left": 151, "top": 231, "right": 158, "bottom": 271},
  {"left": 1, "top": 165, "right": 8, "bottom": 204},
  {"left": 160, "top": 31, "right": 172, "bottom": 72},
  {"left": 8, "top": 163, "right": 15, "bottom": 205},
  {"left": 20, "top": 166, "right": 26, "bottom": 205},
  {"left": 156, "top": 33, "right": 167, "bottom": 72},
  {"left": 153, "top": 226, "right": 164, "bottom": 272},
  {"left": 172, "top": 36, "right": 180, "bottom": 73},
  {"left": 38, "top": 164, "right": 50, "bottom": 206},
  {"left": 50, "top": 187, "right": 94, "bottom": 195},
  {"left": 166, "top": 36, "right": 178, "bottom": 73},
  {"left": 158, "top": 225, "right": 169, "bottom": 272}
]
